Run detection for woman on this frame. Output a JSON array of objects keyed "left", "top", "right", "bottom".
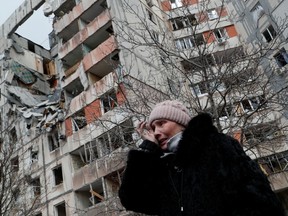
[{"left": 119, "top": 100, "right": 284, "bottom": 216}]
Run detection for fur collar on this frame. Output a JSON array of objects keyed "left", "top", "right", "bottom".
[{"left": 175, "top": 113, "right": 218, "bottom": 166}]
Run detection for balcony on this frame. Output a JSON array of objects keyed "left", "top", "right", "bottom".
[
  {"left": 82, "top": 35, "right": 119, "bottom": 77},
  {"left": 83, "top": 197, "right": 126, "bottom": 216},
  {"left": 52, "top": 0, "right": 76, "bottom": 18},
  {"left": 54, "top": 0, "right": 107, "bottom": 42},
  {"left": 72, "top": 148, "right": 127, "bottom": 190},
  {"left": 65, "top": 71, "right": 116, "bottom": 114},
  {"left": 61, "top": 35, "right": 118, "bottom": 99},
  {"left": 59, "top": 9, "right": 112, "bottom": 67}
]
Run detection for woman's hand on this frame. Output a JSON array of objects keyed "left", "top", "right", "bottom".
[{"left": 136, "top": 121, "right": 158, "bottom": 144}]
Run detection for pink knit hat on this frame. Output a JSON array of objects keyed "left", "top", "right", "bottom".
[{"left": 148, "top": 100, "right": 191, "bottom": 127}]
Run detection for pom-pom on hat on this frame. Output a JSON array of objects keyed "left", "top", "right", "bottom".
[{"left": 148, "top": 100, "right": 191, "bottom": 127}]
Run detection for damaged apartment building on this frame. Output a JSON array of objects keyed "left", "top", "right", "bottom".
[
  {"left": 0, "top": 0, "right": 288, "bottom": 215},
  {"left": 0, "top": 0, "right": 164, "bottom": 215}
]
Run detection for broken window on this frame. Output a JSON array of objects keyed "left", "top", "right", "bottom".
[
  {"left": 48, "top": 130, "right": 60, "bottom": 151},
  {"left": 182, "top": 54, "right": 215, "bottom": 72},
  {"left": 185, "top": 14, "right": 198, "bottom": 26},
  {"left": 89, "top": 181, "right": 105, "bottom": 205},
  {"left": 55, "top": 202, "right": 66, "bottom": 216},
  {"left": 71, "top": 109, "right": 87, "bottom": 131},
  {"left": 9, "top": 127, "right": 17, "bottom": 144},
  {"left": 70, "top": 152, "right": 86, "bottom": 170},
  {"left": 238, "top": 95, "right": 266, "bottom": 113},
  {"left": 53, "top": 166, "right": 63, "bottom": 185},
  {"left": 274, "top": 48, "right": 288, "bottom": 68},
  {"left": 219, "top": 47, "right": 245, "bottom": 64},
  {"left": 171, "top": 17, "right": 185, "bottom": 30},
  {"left": 194, "top": 34, "right": 205, "bottom": 46},
  {"left": 209, "top": 80, "right": 226, "bottom": 92},
  {"left": 262, "top": 25, "right": 277, "bottom": 42},
  {"left": 97, "top": 119, "right": 134, "bottom": 157},
  {"left": 100, "top": 91, "right": 118, "bottom": 114},
  {"left": 75, "top": 179, "right": 104, "bottom": 208},
  {"left": 11, "top": 156, "right": 19, "bottom": 172},
  {"left": 30, "top": 148, "right": 39, "bottom": 163},
  {"left": 175, "top": 36, "right": 195, "bottom": 50},
  {"left": 258, "top": 151, "right": 288, "bottom": 174},
  {"left": 218, "top": 105, "right": 233, "bottom": 118},
  {"left": 224, "top": 68, "right": 255, "bottom": 88},
  {"left": 207, "top": 9, "right": 218, "bottom": 20},
  {"left": 170, "top": 0, "right": 183, "bottom": 9},
  {"left": 170, "top": 14, "right": 197, "bottom": 31},
  {"left": 251, "top": 2, "right": 265, "bottom": 22},
  {"left": 190, "top": 80, "right": 225, "bottom": 96},
  {"left": 191, "top": 82, "right": 208, "bottom": 96},
  {"left": 31, "top": 178, "right": 41, "bottom": 197},
  {"left": 214, "top": 28, "right": 228, "bottom": 43},
  {"left": 206, "top": 104, "right": 234, "bottom": 119},
  {"left": 105, "top": 170, "right": 123, "bottom": 198},
  {"left": 244, "top": 122, "right": 281, "bottom": 145},
  {"left": 84, "top": 139, "right": 99, "bottom": 163}
]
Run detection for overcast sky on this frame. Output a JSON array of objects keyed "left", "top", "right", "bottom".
[{"left": 0, "top": 1, "right": 53, "bottom": 49}]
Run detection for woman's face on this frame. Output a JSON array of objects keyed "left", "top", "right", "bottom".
[{"left": 150, "top": 119, "right": 185, "bottom": 150}]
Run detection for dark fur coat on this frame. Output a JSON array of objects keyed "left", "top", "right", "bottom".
[{"left": 119, "top": 113, "right": 284, "bottom": 216}]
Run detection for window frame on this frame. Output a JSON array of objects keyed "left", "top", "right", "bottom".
[
  {"left": 239, "top": 95, "right": 266, "bottom": 113},
  {"left": 71, "top": 109, "right": 87, "bottom": 131},
  {"left": 251, "top": 2, "right": 265, "bottom": 22},
  {"left": 207, "top": 9, "right": 219, "bottom": 20},
  {"left": 170, "top": 0, "right": 183, "bottom": 9},
  {"left": 214, "top": 28, "right": 228, "bottom": 43},
  {"left": 171, "top": 14, "right": 197, "bottom": 31},
  {"left": 171, "top": 17, "right": 185, "bottom": 30},
  {"left": 194, "top": 34, "right": 205, "bottom": 46},
  {"left": 191, "top": 79, "right": 226, "bottom": 96},
  {"left": 100, "top": 90, "right": 118, "bottom": 114},
  {"left": 262, "top": 25, "right": 277, "bottom": 42},
  {"left": 175, "top": 36, "right": 195, "bottom": 50},
  {"left": 31, "top": 178, "right": 41, "bottom": 197},
  {"left": 274, "top": 48, "right": 288, "bottom": 68},
  {"left": 97, "top": 119, "right": 134, "bottom": 157},
  {"left": 244, "top": 122, "right": 281, "bottom": 144},
  {"left": 52, "top": 165, "right": 63, "bottom": 186}
]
